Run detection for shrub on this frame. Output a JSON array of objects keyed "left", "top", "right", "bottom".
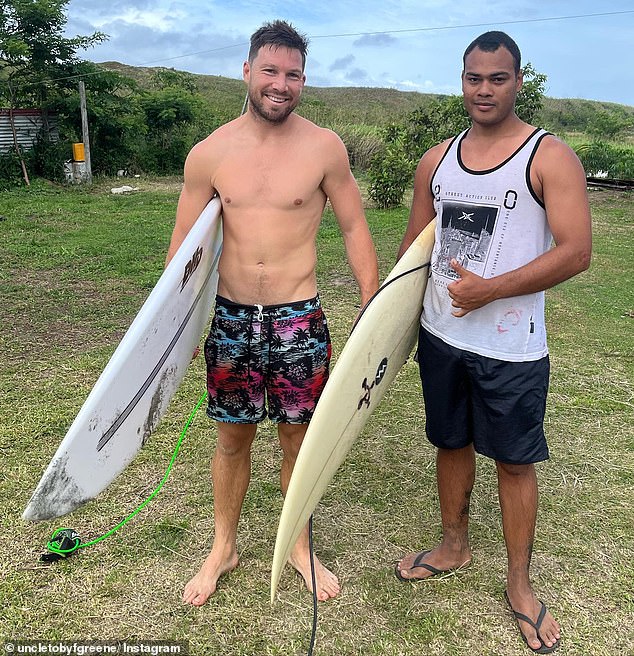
[
  {"left": 575, "top": 142, "right": 634, "bottom": 179},
  {"left": 0, "top": 149, "right": 26, "bottom": 188},
  {"left": 368, "top": 132, "right": 415, "bottom": 209},
  {"left": 332, "top": 123, "right": 383, "bottom": 172}
]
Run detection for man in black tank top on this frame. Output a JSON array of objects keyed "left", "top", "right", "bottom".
[{"left": 396, "top": 31, "right": 592, "bottom": 654}]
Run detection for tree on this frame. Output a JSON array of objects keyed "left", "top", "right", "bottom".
[
  {"left": 134, "top": 69, "right": 220, "bottom": 174},
  {"left": 515, "top": 62, "right": 547, "bottom": 125},
  {"left": 51, "top": 61, "right": 145, "bottom": 176},
  {"left": 368, "top": 127, "right": 415, "bottom": 209},
  {"left": 0, "top": 0, "right": 107, "bottom": 182},
  {"left": 0, "top": 0, "right": 106, "bottom": 108}
]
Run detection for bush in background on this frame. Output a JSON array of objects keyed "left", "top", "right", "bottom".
[
  {"left": 575, "top": 142, "right": 634, "bottom": 179},
  {"left": 332, "top": 123, "right": 383, "bottom": 172},
  {"left": 368, "top": 127, "right": 415, "bottom": 209}
]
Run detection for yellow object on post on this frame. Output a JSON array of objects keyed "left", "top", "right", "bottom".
[{"left": 72, "top": 142, "right": 85, "bottom": 162}]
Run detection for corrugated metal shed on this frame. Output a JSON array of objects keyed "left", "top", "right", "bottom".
[{"left": 0, "top": 109, "right": 59, "bottom": 153}]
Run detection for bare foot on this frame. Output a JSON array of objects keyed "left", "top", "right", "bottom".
[
  {"left": 289, "top": 549, "right": 340, "bottom": 601},
  {"left": 505, "top": 588, "right": 561, "bottom": 652},
  {"left": 182, "top": 549, "right": 239, "bottom": 606},
  {"left": 395, "top": 546, "right": 472, "bottom": 581}
]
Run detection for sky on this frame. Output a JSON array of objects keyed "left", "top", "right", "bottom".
[{"left": 65, "top": 0, "right": 634, "bottom": 107}]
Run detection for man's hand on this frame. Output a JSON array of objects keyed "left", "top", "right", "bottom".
[{"left": 447, "top": 259, "right": 497, "bottom": 317}]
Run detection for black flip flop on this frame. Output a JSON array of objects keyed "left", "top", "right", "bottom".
[
  {"left": 505, "top": 590, "right": 561, "bottom": 654},
  {"left": 394, "top": 550, "right": 451, "bottom": 582}
]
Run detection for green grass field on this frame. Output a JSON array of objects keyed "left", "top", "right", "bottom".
[{"left": 0, "top": 179, "right": 632, "bottom": 655}]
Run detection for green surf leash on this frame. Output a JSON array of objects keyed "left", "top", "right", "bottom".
[
  {"left": 41, "top": 392, "right": 207, "bottom": 562},
  {"left": 40, "top": 388, "right": 319, "bottom": 655}
]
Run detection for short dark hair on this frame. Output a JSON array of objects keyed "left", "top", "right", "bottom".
[
  {"left": 248, "top": 20, "right": 309, "bottom": 70},
  {"left": 463, "top": 31, "right": 521, "bottom": 75}
]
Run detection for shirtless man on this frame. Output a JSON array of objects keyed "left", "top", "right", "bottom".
[
  {"left": 395, "top": 32, "right": 591, "bottom": 653},
  {"left": 165, "top": 20, "right": 378, "bottom": 606}
]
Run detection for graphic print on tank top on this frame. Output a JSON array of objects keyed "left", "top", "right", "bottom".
[{"left": 434, "top": 200, "right": 500, "bottom": 280}]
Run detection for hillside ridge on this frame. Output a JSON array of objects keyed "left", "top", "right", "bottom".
[{"left": 100, "top": 61, "right": 634, "bottom": 133}]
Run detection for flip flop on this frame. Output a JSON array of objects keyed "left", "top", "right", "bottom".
[
  {"left": 505, "top": 590, "right": 561, "bottom": 654},
  {"left": 394, "top": 550, "right": 453, "bottom": 582}
]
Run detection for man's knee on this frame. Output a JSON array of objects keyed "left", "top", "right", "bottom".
[
  {"left": 496, "top": 460, "right": 534, "bottom": 478},
  {"left": 216, "top": 423, "right": 257, "bottom": 457},
  {"left": 278, "top": 423, "right": 308, "bottom": 457}
]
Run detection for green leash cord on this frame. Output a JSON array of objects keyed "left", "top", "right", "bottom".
[{"left": 42, "top": 393, "right": 207, "bottom": 562}]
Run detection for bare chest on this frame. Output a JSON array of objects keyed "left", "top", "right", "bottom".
[{"left": 213, "top": 148, "right": 326, "bottom": 211}]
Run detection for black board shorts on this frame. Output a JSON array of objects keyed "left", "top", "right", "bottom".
[{"left": 417, "top": 326, "right": 550, "bottom": 464}]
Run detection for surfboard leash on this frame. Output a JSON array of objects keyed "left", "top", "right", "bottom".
[
  {"left": 300, "top": 259, "right": 432, "bottom": 653},
  {"left": 40, "top": 392, "right": 208, "bottom": 563},
  {"left": 307, "top": 514, "right": 318, "bottom": 655},
  {"left": 41, "top": 393, "right": 321, "bottom": 656}
]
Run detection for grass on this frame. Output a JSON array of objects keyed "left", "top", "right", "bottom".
[{"left": 0, "top": 179, "right": 632, "bottom": 655}]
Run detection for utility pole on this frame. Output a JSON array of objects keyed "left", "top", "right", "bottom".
[{"left": 78, "top": 81, "right": 93, "bottom": 184}]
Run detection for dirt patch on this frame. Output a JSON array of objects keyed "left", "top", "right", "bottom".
[
  {"left": 88, "top": 176, "right": 184, "bottom": 196},
  {"left": 1, "top": 269, "right": 139, "bottom": 359}
]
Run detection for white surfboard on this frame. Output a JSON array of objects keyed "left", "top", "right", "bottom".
[
  {"left": 270, "top": 219, "right": 436, "bottom": 600},
  {"left": 22, "top": 198, "right": 223, "bottom": 521}
]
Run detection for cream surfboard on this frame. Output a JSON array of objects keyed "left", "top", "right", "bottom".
[
  {"left": 22, "top": 198, "right": 223, "bottom": 521},
  {"left": 271, "top": 219, "right": 436, "bottom": 600}
]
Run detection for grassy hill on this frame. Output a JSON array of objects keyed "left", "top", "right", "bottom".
[{"left": 101, "top": 61, "right": 634, "bottom": 135}]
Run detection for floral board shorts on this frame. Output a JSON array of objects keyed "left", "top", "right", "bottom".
[{"left": 204, "top": 295, "right": 332, "bottom": 424}]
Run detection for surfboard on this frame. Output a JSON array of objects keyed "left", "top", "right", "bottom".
[
  {"left": 22, "top": 198, "right": 223, "bottom": 521},
  {"left": 270, "top": 219, "right": 436, "bottom": 601}
]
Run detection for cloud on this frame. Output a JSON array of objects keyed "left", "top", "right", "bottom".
[
  {"left": 347, "top": 67, "right": 369, "bottom": 82},
  {"left": 64, "top": 0, "right": 634, "bottom": 105},
  {"left": 329, "top": 55, "right": 355, "bottom": 71},
  {"left": 353, "top": 33, "right": 398, "bottom": 47}
]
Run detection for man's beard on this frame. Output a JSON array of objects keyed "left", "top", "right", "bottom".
[{"left": 248, "top": 89, "right": 297, "bottom": 124}]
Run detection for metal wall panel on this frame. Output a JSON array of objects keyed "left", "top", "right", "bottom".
[{"left": 0, "top": 109, "right": 59, "bottom": 153}]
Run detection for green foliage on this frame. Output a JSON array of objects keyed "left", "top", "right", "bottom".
[
  {"left": 366, "top": 64, "right": 549, "bottom": 206},
  {"left": 368, "top": 128, "right": 415, "bottom": 209},
  {"left": 0, "top": 138, "right": 72, "bottom": 187},
  {"left": 515, "top": 63, "right": 547, "bottom": 124},
  {"left": 0, "top": 148, "right": 25, "bottom": 188},
  {"left": 0, "top": 2, "right": 223, "bottom": 180},
  {"left": 405, "top": 95, "right": 470, "bottom": 157},
  {"left": 587, "top": 111, "right": 633, "bottom": 141},
  {"left": 332, "top": 123, "right": 383, "bottom": 171},
  {"left": 27, "top": 137, "right": 72, "bottom": 180},
  {"left": 0, "top": 1, "right": 135, "bottom": 180},
  {"left": 150, "top": 68, "right": 198, "bottom": 94},
  {"left": 139, "top": 88, "right": 200, "bottom": 132},
  {"left": 45, "top": 62, "right": 145, "bottom": 175},
  {"left": 135, "top": 83, "right": 217, "bottom": 174},
  {"left": 575, "top": 141, "right": 634, "bottom": 178},
  {"left": 0, "top": 0, "right": 106, "bottom": 107}
]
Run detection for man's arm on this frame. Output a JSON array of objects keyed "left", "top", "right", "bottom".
[
  {"left": 447, "top": 137, "right": 592, "bottom": 317},
  {"left": 321, "top": 131, "right": 379, "bottom": 306},
  {"left": 165, "top": 141, "right": 217, "bottom": 267}
]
